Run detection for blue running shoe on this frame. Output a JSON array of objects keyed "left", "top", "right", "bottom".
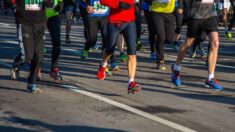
[
  {"left": 110, "top": 62, "right": 120, "bottom": 71},
  {"left": 171, "top": 64, "right": 181, "bottom": 86},
  {"left": 205, "top": 78, "right": 223, "bottom": 91},
  {"left": 27, "top": 84, "right": 41, "bottom": 94},
  {"left": 149, "top": 53, "right": 157, "bottom": 61}
]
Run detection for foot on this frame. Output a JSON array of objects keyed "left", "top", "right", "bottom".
[
  {"left": 188, "top": 48, "right": 196, "bottom": 59},
  {"left": 50, "top": 67, "right": 63, "bottom": 81},
  {"left": 205, "top": 78, "right": 223, "bottom": 91},
  {"left": 97, "top": 66, "right": 106, "bottom": 80},
  {"left": 81, "top": 48, "right": 88, "bottom": 61},
  {"left": 157, "top": 61, "right": 166, "bottom": 70},
  {"left": 171, "top": 64, "right": 181, "bottom": 86},
  {"left": 128, "top": 82, "right": 142, "bottom": 94},
  {"left": 105, "top": 67, "right": 112, "bottom": 77},
  {"left": 27, "top": 84, "right": 41, "bottom": 94},
  {"left": 65, "top": 37, "right": 71, "bottom": 43},
  {"left": 110, "top": 62, "right": 120, "bottom": 71},
  {"left": 44, "top": 48, "right": 47, "bottom": 53},
  {"left": 200, "top": 50, "right": 207, "bottom": 59},
  {"left": 136, "top": 40, "right": 143, "bottom": 51},
  {"left": 119, "top": 52, "right": 128, "bottom": 62},
  {"left": 173, "top": 42, "right": 180, "bottom": 51},
  {"left": 225, "top": 31, "right": 232, "bottom": 40},
  {"left": 10, "top": 54, "right": 25, "bottom": 79},
  {"left": 149, "top": 53, "right": 157, "bottom": 61}
]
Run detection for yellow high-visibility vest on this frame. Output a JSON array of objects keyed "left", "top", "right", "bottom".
[{"left": 150, "top": 0, "right": 176, "bottom": 13}]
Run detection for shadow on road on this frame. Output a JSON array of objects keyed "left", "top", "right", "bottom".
[{"left": 0, "top": 116, "right": 126, "bottom": 132}]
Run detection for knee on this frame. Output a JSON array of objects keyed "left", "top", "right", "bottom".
[{"left": 210, "top": 40, "right": 219, "bottom": 50}]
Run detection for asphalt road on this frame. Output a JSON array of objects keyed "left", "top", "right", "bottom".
[{"left": 0, "top": 11, "right": 235, "bottom": 132}]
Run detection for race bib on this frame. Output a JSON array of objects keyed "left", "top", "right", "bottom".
[
  {"left": 155, "top": 0, "right": 170, "bottom": 4},
  {"left": 25, "top": 0, "right": 44, "bottom": 11},
  {"left": 93, "top": 1, "right": 108, "bottom": 15},
  {"left": 201, "top": 0, "right": 214, "bottom": 4}
]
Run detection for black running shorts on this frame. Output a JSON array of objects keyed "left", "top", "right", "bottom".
[{"left": 187, "top": 17, "right": 218, "bottom": 38}]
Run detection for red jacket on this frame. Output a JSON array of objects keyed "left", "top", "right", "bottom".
[{"left": 100, "top": 0, "right": 135, "bottom": 23}]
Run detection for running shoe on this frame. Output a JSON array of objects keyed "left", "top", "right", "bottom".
[
  {"left": 110, "top": 62, "right": 120, "bottom": 71},
  {"left": 128, "top": 81, "right": 142, "bottom": 94},
  {"left": 149, "top": 53, "right": 157, "bottom": 61},
  {"left": 119, "top": 52, "right": 128, "bottom": 62},
  {"left": 50, "top": 67, "right": 63, "bottom": 81},
  {"left": 92, "top": 44, "right": 100, "bottom": 50},
  {"left": 173, "top": 41, "right": 180, "bottom": 51},
  {"left": 200, "top": 50, "right": 207, "bottom": 59},
  {"left": 188, "top": 48, "right": 196, "bottom": 58},
  {"left": 10, "top": 54, "right": 24, "bottom": 80},
  {"left": 97, "top": 66, "right": 106, "bottom": 80},
  {"left": 225, "top": 31, "right": 232, "bottom": 40},
  {"left": 27, "top": 83, "right": 41, "bottom": 94},
  {"left": 171, "top": 64, "right": 181, "bottom": 86},
  {"left": 136, "top": 39, "right": 143, "bottom": 51},
  {"left": 81, "top": 48, "right": 88, "bottom": 61},
  {"left": 65, "top": 37, "right": 71, "bottom": 43},
  {"left": 157, "top": 61, "right": 166, "bottom": 70},
  {"left": 105, "top": 67, "right": 112, "bottom": 77},
  {"left": 44, "top": 48, "right": 47, "bottom": 53},
  {"left": 205, "top": 78, "right": 223, "bottom": 91},
  {"left": 23, "top": 62, "right": 31, "bottom": 71}
]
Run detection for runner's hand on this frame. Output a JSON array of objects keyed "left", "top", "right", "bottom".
[
  {"left": 87, "top": 6, "right": 95, "bottom": 14},
  {"left": 177, "top": 9, "right": 183, "bottom": 14}
]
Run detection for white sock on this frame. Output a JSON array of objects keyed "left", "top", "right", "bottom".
[
  {"left": 208, "top": 73, "right": 214, "bottom": 81},
  {"left": 174, "top": 64, "right": 181, "bottom": 71},
  {"left": 102, "top": 62, "right": 107, "bottom": 67},
  {"left": 129, "top": 78, "right": 134, "bottom": 84}
]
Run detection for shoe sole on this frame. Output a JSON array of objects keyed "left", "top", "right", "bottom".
[
  {"left": 128, "top": 86, "right": 142, "bottom": 94},
  {"left": 26, "top": 89, "right": 42, "bottom": 94},
  {"left": 10, "top": 68, "right": 19, "bottom": 80},
  {"left": 204, "top": 84, "right": 223, "bottom": 91},
  {"left": 111, "top": 67, "right": 119, "bottom": 71}
]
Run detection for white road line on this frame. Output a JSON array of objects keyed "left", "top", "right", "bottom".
[{"left": 71, "top": 88, "right": 197, "bottom": 132}]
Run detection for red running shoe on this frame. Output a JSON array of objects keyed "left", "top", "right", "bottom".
[
  {"left": 128, "top": 82, "right": 141, "bottom": 94},
  {"left": 97, "top": 66, "right": 106, "bottom": 80}
]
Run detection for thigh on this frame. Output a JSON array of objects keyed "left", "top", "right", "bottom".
[
  {"left": 22, "top": 24, "right": 34, "bottom": 61},
  {"left": 106, "top": 23, "right": 121, "bottom": 50},
  {"left": 47, "top": 16, "right": 61, "bottom": 42},
  {"left": 99, "top": 17, "right": 108, "bottom": 43},
  {"left": 204, "top": 17, "right": 218, "bottom": 35},
  {"left": 34, "top": 23, "right": 46, "bottom": 58},
  {"left": 152, "top": 12, "right": 165, "bottom": 40},
  {"left": 165, "top": 13, "right": 176, "bottom": 43},
  {"left": 187, "top": 19, "right": 203, "bottom": 38},
  {"left": 88, "top": 17, "right": 99, "bottom": 40},
  {"left": 65, "top": 6, "right": 74, "bottom": 20},
  {"left": 122, "top": 22, "right": 137, "bottom": 55}
]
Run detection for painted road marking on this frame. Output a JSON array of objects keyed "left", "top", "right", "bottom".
[{"left": 70, "top": 88, "right": 197, "bottom": 132}]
